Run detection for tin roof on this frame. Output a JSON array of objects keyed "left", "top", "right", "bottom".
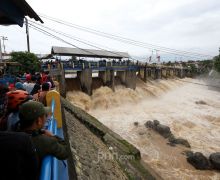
[
  {"left": 0, "top": 0, "right": 43, "bottom": 27},
  {"left": 51, "top": 46, "right": 130, "bottom": 59}
]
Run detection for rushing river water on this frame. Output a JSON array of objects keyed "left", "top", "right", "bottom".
[{"left": 67, "top": 77, "right": 220, "bottom": 179}]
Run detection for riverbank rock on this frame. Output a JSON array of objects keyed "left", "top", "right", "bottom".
[
  {"left": 186, "top": 152, "right": 211, "bottom": 170},
  {"left": 195, "top": 100, "right": 207, "bottom": 105},
  {"left": 145, "top": 120, "right": 171, "bottom": 138},
  {"left": 145, "top": 120, "right": 190, "bottom": 148},
  {"left": 153, "top": 120, "right": 160, "bottom": 126},
  {"left": 144, "top": 121, "right": 154, "bottom": 128},
  {"left": 155, "top": 124, "right": 171, "bottom": 138},
  {"left": 168, "top": 135, "right": 191, "bottom": 148},
  {"left": 209, "top": 152, "right": 220, "bottom": 170},
  {"left": 134, "top": 122, "right": 139, "bottom": 126}
]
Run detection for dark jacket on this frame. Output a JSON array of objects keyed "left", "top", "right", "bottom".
[
  {"left": 30, "top": 130, "right": 69, "bottom": 162},
  {"left": 0, "top": 131, "right": 38, "bottom": 180}
]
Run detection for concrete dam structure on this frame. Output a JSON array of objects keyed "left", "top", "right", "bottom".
[
  {"left": 48, "top": 46, "right": 191, "bottom": 96},
  {"left": 46, "top": 47, "right": 204, "bottom": 179},
  {"left": 63, "top": 64, "right": 190, "bottom": 96},
  {"left": 49, "top": 64, "right": 196, "bottom": 179}
]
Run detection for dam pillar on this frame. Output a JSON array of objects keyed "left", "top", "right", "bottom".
[
  {"left": 155, "top": 68, "right": 162, "bottom": 79},
  {"left": 182, "top": 69, "right": 186, "bottom": 78},
  {"left": 106, "top": 69, "right": 115, "bottom": 91},
  {"left": 155, "top": 68, "right": 159, "bottom": 79},
  {"left": 77, "top": 69, "right": 92, "bottom": 95},
  {"left": 138, "top": 67, "right": 146, "bottom": 82},
  {"left": 173, "top": 68, "right": 176, "bottom": 77},
  {"left": 147, "top": 68, "right": 151, "bottom": 79},
  {"left": 98, "top": 71, "right": 107, "bottom": 84},
  {"left": 176, "top": 69, "right": 180, "bottom": 78},
  {"left": 161, "top": 68, "right": 165, "bottom": 78},
  {"left": 175, "top": 68, "right": 179, "bottom": 77},
  {"left": 125, "top": 70, "right": 136, "bottom": 90},
  {"left": 117, "top": 71, "right": 126, "bottom": 84},
  {"left": 153, "top": 68, "right": 157, "bottom": 80},
  {"left": 143, "top": 66, "right": 147, "bottom": 82},
  {"left": 53, "top": 63, "right": 66, "bottom": 97},
  {"left": 179, "top": 68, "right": 184, "bottom": 78},
  {"left": 164, "top": 68, "right": 168, "bottom": 78},
  {"left": 170, "top": 69, "right": 174, "bottom": 77},
  {"left": 166, "top": 68, "right": 170, "bottom": 77}
]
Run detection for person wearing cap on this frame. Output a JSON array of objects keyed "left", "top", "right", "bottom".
[
  {"left": 23, "top": 75, "right": 36, "bottom": 94},
  {"left": 18, "top": 101, "right": 69, "bottom": 164},
  {"left": 6, "top": 90, "right": 32, "bottom": 131},
  {"left": 15, "top": 82, "right": 25, "bottom": 91}
]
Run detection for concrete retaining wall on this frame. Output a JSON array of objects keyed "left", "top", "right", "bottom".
[{"left": 61, "top": 97, "right": 161, "bottom": 180}]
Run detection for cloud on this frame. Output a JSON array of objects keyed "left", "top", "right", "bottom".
[{"left": 0, "top": 0, "right": 219, "bottom": 58}]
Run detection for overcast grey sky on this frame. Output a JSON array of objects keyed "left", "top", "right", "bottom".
[{"left": 0, "top": 0, "right": 220, "bottom": 60}]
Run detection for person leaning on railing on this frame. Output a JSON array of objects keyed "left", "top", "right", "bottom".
[{"left": 18, "top": 101, "right": 69, "bottom": 170}]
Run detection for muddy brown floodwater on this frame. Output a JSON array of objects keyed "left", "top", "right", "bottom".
[{"left": 67, "top": 78, "right": 220, "bottom": 180}]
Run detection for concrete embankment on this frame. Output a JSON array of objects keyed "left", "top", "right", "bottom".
[{"left": 61, "top": 97, "right": 161, "bottom": 180}]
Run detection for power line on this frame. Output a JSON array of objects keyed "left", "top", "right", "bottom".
[
  {"left": 28, "top": 23, "right": 100, "bottom": 57},
  {"left": 29, "top": 22, "right": 135, "bottom": 61},
  {"left": 31, "top": 19, "right": 203, "bottom": 60},
  {"left": 39, "top": 14, "right": 213, "bottom": 59},
  {"left": 29, "top": 20, "right": 136, "bottom": 61}
]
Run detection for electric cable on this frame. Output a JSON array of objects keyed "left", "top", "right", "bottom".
[{"left": 39, "top": 14, "right": 213, "bottom": 59}]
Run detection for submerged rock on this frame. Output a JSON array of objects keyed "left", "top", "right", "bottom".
[
  {"left": 184, "top": 150, "right": 194, "bottom": 157},
  {"left": 144, "top": 121, "right": 154, "bottom": 128},
  {"left": 209, "top": 152, "right": 220, "bottom": 170},
  {"left": 168, "top": 136, "right": 191, "bottom": 148},
  {"left": 186, "top": 152, "right": 211, "bottom": 170},
  {"left": 134, "top": 122, "right": 139, "bottom": 126},
  {"left": 195, "top": 100, "right": 207, "bottom": 105},
  {"left": 145, "top": 120, "right": 191, "bottom": 147},
  {"left": 153, "top": 120, "right": 160, "bottom": 126},
  {"left": 155, "top": 124, "right": 171, "bottom": 138}
]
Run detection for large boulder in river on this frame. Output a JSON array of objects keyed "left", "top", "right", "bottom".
[
  {"left": 155, "top": 124, "right": 172, "bottom": 138},
  {"left": 187, "top": 152, "right": 211, "bottom": 170},
  {"left": 153, "top": 120, "right": 160, "bottom": 126},
  {"left": 209, "top": 152, "right": 220, "bottom": 170},
  {"left": 168, "top": 136, "right": 191, "bottom": 148},
  {"left": 144, "top": 121, "right": 154, "bottom": 128}
]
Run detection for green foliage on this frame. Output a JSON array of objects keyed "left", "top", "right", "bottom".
[
  {"left": 213, "top": 56, "right": 220, "bottom": 72},
  {"left": 10, "top": 51, "right": 40, "bottom": 74}
]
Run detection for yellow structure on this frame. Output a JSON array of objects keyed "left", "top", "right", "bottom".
[{"left": 46, "top": 90, "right": 62, "bottom": 128}]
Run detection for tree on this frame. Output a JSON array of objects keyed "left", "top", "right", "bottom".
[
  {"left": 213, "top": 56, "right": 220, "bottom": 72},
  {"left": 11, "top": 51, "right": 40, "bottom": 74}
]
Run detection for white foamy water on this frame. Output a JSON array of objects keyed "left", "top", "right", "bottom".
[{"left": 67, "top": 78, "right": 220, "bottom": 179}]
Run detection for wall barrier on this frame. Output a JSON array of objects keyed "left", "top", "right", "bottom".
[{"left": 40, "top": 96, "right": 68, "bottom": 180}]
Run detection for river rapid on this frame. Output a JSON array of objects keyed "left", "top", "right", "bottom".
[{"left": 67, "top": 77, "right": 220, "bottom": 180}]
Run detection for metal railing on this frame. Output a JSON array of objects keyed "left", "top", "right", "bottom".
[
  {"left": 40, "top": 99, "right": 65, "bottom": 180},
  {"left": 41, "top": 60, "right": 139, "bottom": 71}
]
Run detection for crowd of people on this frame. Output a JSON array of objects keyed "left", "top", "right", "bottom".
[{"left": 0, "top": 71, "right": 69, "bottom": 180}]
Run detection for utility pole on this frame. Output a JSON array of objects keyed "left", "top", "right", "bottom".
[
  {"left": 219, "top": 47, "right": 220, "bottom": 59},
  {"left": 0, "top": 38, "right": 2, "bottom": 62},
  {"left": 1, "top": 36, "right": 8, "bottom": 53},
  {"left": 25, "top": 18, "right": 30, "bottom": 52},
  {"left": 155, "top": 49, "right": 160, "bottom": 63}
]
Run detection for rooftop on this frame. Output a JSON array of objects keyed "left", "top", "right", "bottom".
[
  {"left": 0, "top": 0, "right": 43, "bottom": 27},
  {"left": 51, "top": 46, "right": 130, "bottom": 59}
]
